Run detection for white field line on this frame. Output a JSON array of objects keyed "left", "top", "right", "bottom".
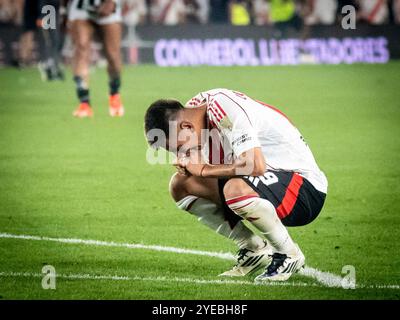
[
  {"left": 1, "top": 232, "right": 398, "bottom": 290},
  {"left": 0, "top": 271, "right": 316, "bottom": 288},
  {"left": 299, "top": 266, "right": 344, "bottom": 288},
  {"left": 0, "top": 232, "right": 234, "bottom": 260},
  {"left": 0, "top": 271, "right": 398, "bottom": 290}
]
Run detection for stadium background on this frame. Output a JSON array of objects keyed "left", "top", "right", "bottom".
[{"left": 0, "top": 0, "right": 399, "bottom": 300}]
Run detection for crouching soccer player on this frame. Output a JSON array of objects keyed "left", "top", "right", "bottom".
[{"left": 144, "top": 89, "right": 328, "bottom": 281}]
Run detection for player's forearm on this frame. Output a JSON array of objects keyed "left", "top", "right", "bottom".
[
  {"left": 200, "top": 148, "right": 266, "bottom": 178},
  {"left": 200, "top": 163, "right": 237, "bottom": 178},
  {"left": 179, "top": 148, "right": 266, "bottom": 178},
  {"left": 201, "top": 161, "right": 265, "bottom": 178}
]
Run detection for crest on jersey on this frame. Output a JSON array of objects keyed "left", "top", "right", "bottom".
[{"left": 219, "top": 116, "right": 233, "bottom": 130}]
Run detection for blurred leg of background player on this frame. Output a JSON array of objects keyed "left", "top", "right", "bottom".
[
  {"left": 71, "top": 19, "right": 94, "bottom": 117},
  {"left": 18, "top": 31, "right": 35, "bottom": 66},
  {"left": 14, "top": 0, "right": 64, "bottom": 80},
  {"left": 38, "top": 0, "right": 65, "bottom": 81},
  {"left": 70, "top": 0, "right": 124, "bottom": 118},
  {"left": 170, "top": 172, "right": 273, "bottom": 277},
  {"left": 100, "top": 22, "right": 124, "bottom": 117},
  {"left": 14, "top": 0, "right": 39, "bottom": 67}
]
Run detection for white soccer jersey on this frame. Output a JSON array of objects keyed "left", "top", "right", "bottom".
[
  {"left": 184, "top": 88, "right": 328, "bottom": 194},
  {"left": 68, "top": 0, "right": 122, "bottom": 25}
]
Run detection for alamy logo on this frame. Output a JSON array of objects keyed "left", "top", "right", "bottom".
[
  {"left": 42, "top": 265, "right": 56, "bottom": 289},
  {"left": 341, "top": 5, "right": 356, "bottom": 30},
  {"left": 41, "top": 5, "right": 57, "bottom": 30},
  {"left": 341, "top": 265, "right": 356, "bottom": 289}
]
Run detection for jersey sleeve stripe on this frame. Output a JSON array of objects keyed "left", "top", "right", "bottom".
[
  {"left": 208, "top": 106, "right": 222, "bottom": 122},
  {"left": 207, "top": 107, "right": 220, "bottom": 124},
  {"left": 185, "top": 93, "right": 206, "bottom": 108},
  {"left": 211, "top": 104, "right": 224, "bottom": 120},
  {"left": 213, "top": 100, "right": 227, "bottom": 116},
  {"left": 208, "top": 118, "right": 216, "bottom": 127}
]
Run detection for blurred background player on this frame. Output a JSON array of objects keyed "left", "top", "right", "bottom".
[
  {"left": 229, "top": 0, "right": 252, "bottom": 26},
  {"left": 66, "top": 0, "right": 124, "bottom": 117},
  {"left": 13, "top": 0, "right": 38, "bottom": 67},
  {"left": 149, "top": 0, "right": 186, "bottom": 25},
  {"left": 13, "top": 0, "right": 64, "bottom": 80},
  {"left": 38, "top": 0, "right": 65, "bottom": 81}
]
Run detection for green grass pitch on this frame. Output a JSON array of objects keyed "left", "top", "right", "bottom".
[{"left": 0, "top": 63, "right": 399, "bottom": 299}]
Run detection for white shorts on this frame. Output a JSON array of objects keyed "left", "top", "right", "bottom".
[{"left": 68, "top": 0, "right": 122, "bottom": 25}]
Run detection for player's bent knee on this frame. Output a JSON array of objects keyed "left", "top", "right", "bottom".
[
  {"left": 169, "top": 172, "right": 189, "bottom": 202},
  {"left": 223, "top": 179, "right": 260, "bottom": 218},
  {"left": 223, "top": 178, "right": 257, "bottom": 201},
  {"left": 169, "top": 173, "right": 200, "bottom": 213}
]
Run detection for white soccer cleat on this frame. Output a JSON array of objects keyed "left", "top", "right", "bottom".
[
  {"left": 254, "top": 244, "right": 305, "bottom": 282},
  {"left": 219, "top": 242, "right": 273, "bottom": 277}
]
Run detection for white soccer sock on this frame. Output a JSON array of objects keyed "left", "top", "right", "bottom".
[
  {"left": 227, "top": 195, "right": 297, "bottom": 255},
  {"left": 176, "top": 196, "right": 265, "bottom": 250}
]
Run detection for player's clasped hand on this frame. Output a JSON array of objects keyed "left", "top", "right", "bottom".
[
  {"left": 174, "top": 153, "right": 206, "bottom": 177},
  {"left": 174, "top": 155, "right": 190, "bottom": 176}
]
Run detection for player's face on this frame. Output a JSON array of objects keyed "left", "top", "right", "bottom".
[{"left": 167, "top": 120, "right": 201, "bottom": 158}]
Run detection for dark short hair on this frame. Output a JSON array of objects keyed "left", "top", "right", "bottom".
[{"left": 144, "top": 99, "right": 184, "bottom": 148}]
